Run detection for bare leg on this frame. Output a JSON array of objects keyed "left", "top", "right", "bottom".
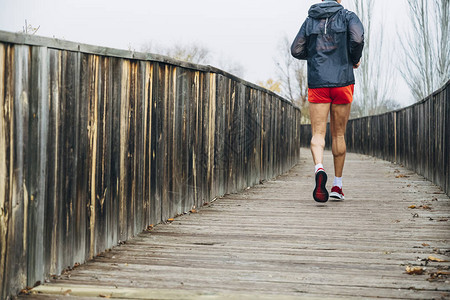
[
  {"left": 330, "top": 103, "right": 352, "bottom": 177},
  {"left": 309, "top": 103, "right": 331, "bottom": 166}
]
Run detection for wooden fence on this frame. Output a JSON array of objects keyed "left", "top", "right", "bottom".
[
  {"left": 0, "top": 31, "right": 301, "bottom": 298},
  {"left": 301, "top": 80, "right": 449, "bottom": 196}
]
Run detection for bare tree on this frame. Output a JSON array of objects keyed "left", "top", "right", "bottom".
[
  {"left": 400, "top": 0, "right": 450, "bottom": 100},
  {"left": 141, "top": 42, "right": 210, "bottom": 64},
  {"left": 140, "top": 42, "right": 245, "bottom": 77},
  {"left": 436, "top": 0, "right": 450, "bottom": 88},
  {"left": 275, "top": 36, "right": 309, "bottom": 123},
  {"left": 349, "top": 0, "right": 396, "bottom": 117},
  {"left": 256, "top": 79, "right": 282, "bottom": 93},
  {"left": 213, "top": 56, "right": 245, "bottom": 78},
  {"left": 22, "top": 19, "right": 40, "bottom": 35}
]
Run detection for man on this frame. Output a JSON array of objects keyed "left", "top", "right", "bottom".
[{"left": 291, "top": 0, "right": 364, "bottom": 203}]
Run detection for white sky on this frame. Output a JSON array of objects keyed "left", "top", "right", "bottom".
[{"left": 0, "top": 0, "right": 413, "bottom": 106}]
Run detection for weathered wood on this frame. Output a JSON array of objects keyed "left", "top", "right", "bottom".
[
  {"left": 22, "top": 150, "right": 450, "bottom": 299},
  {"left": 5, "top": 44, "right": 29, "bottom": 295},
  {"left": 0, "top": 33, "right": 301, "bottom": 298},
  {"left": 0, "top": 43, "right": 7, "bottom": 297}
]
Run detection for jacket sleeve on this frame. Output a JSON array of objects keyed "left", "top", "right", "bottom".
[
  {"left": 347, "top": 12, "right": 364, "bottom": 66},
  {"left": 291, "top": 20, "right": 308, "bottom": 60}
]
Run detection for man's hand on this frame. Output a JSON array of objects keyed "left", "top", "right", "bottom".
[{"left": 353, "top": 61, "right": 361, "bottom": 69}]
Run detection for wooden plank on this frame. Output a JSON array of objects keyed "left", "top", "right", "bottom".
[
  {"left": 74, "top": 52, "right": 89, "bottom": 266},
  {"left": 445, "top": 87, "right": 450, "bottom": 195},
  {"left": 0, "top": 43, "right": 13, "bottom": 299},
  {"left": 30, "top": 284, "right": 340, "bottom": 300},
  {"left": 142, "top": 61, "right": 152, "bottom": 228},
  {"left": 207, "top": 73, "right": 216, "bottom": 201},
  {"left": 26, "top": 46, "right": 49, "bottom": 287},
  {"left": 108, "top": 57, "right": 123, "bottom": 248},
  {"left": 3, "top": 44, "right": 29, "bottom": 297},
  {"left": 0, "top": 43, "right": 7, "bottom": 299},
  {"left": 149, "top": 62, "right": 160, "bottom": 225},
  {"left": 118, "top": 59, "right": 130, "bottom": 243}
]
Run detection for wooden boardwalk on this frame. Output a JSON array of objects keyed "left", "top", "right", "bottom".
[{"left": 22, "top": 149, "right": 450, "bottom": 299}]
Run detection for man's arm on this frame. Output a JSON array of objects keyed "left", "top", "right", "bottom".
[
  {"left": 291, "top": 20, "right": 308, "bottom": 60},
  {"left": 347, "top": 12, "right": 364, "bottom": 67}
]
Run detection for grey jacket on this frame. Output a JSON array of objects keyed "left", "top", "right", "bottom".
[{"left": 291, "top": 1, "right": 364, "bottom": 89}]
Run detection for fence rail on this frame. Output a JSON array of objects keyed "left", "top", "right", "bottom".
[
  {"left": 0, "top": 31, "right": 301, "bottom": 298},
  {"left": 301, "top": 80, "right": 449, "bottom": 196}
]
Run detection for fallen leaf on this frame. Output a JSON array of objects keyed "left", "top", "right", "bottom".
[
  {"left": 62, "top": 289, "right": 72, "bottom": 296},
  {"left": 99, "top": 294, "right": 111, "bottom": 298},
  {"left": 190, "top": 209, "right": 197, "bottom": 213},
  {"left": 409, "top": 205, "right": 417, "bottom": 209},
  {"left": 420, "top": 205, "right": 432, "bottom": 210},
  {"left": 438, "top": 219, "right": 448, "bottom": 222},
  {"left": 428, "top": 270, "right": 450, "bottom": 281},
  {"left": 19, "top": 289, "right": 30, "bottom": 295},
  {"left": 406, "top": 266, "right": 424, "bottom": 275},
  {"left": 428, "top": 255, "right": 448, "bottom": 262},
  {"left": 396, "top": 174, "right": 406, "bottom": 178},
  {"left": 167, "top": 218, "right": 174, "bottom": 222},
  {"left": 422, "top": 243, "right": 430, "bottom": 247},
  {"left": 436, "top": 270, "right": 450, "bottom": 275}
]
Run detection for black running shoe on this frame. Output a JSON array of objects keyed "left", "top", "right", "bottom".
[{"left": 313, "top": 169, "right": 329, "bottom": 203}]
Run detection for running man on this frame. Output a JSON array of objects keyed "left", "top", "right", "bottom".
[{"left": 291, "top": 0, "right": 364, "bottom": 202}]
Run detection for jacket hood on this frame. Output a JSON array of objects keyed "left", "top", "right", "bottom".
[{"left": 308, "top": 1, "right": 343, "bottom": 19}]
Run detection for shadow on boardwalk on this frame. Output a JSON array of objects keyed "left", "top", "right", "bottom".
[{"left": 22, "top": 149, "right": 450, "bottom": 299}]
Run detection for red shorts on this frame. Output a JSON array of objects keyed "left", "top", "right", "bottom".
[{"left": 308, "top": 85, "right": 354, "bottom": 104}]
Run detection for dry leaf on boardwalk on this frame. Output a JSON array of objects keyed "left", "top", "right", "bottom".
[
  {"left": 428, "top": 255, "right": 448, "bottom": 262},
  {"left": 19, "top": 289, "right": 30, "bottom": 295},
  {"left": 99, "top": 294, "right": 112, "bottom": 298},
  {"left": 428, "top": 270, "right": 450, "bottom": 281},
  {"left": 406, "top": 266, "right": 424, "bottom": 275},
  {"left": 422, "top": 243, "right": 430, "bottom": 247},
  {"left": 408, "top": 205, "right": 417, "bottom": 209}
]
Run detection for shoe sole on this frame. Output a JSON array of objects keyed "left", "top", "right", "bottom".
[
  {"left": 313, "top": 171, "right": 328, "bottom": 203},
  {"left": 330, "top": 192, "right": 345, "bottom": 200}
]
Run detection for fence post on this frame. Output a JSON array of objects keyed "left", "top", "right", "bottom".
[{"left": 394, "top": 112, "right": 397, "bottom": 163}]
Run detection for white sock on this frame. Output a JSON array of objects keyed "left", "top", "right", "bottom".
[
  {"left": 314, "top": 163, "right": 324, "bottom": 173},
  {"left": 333, "top": 177, "right": 343, "bottom": 188}
]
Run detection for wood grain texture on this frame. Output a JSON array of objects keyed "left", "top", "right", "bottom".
[
  {"left": 0, "top": 38, "right": 301, "bottom": 298},
  {"left": 23, "top": 150, "right": 450, "bottom": 299}
]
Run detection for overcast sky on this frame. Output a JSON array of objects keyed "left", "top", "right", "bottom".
[{"left": 0, "top": 0, "right": 413, "bottom": 105}]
